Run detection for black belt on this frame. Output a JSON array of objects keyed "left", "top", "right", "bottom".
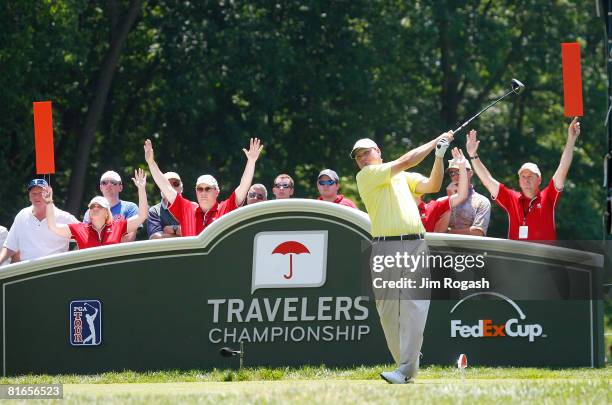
[{"left": 374, "top": 233, "right": 425, "bottom": 241}]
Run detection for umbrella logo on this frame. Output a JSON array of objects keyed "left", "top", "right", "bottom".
[{"left": 272, "top": 241, "right": 311, "bottom": 279}]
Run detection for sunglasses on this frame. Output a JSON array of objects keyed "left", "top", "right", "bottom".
[
  {"left": 448, "top": 171, "right": 460, "bottom": 177},
  {"left": 170, "top": 180, "right": 181, "bottom": 187},
  {"left": 248, "top": 192, "right": 265, "bottom": 200},
  {"left": 274, "top": 183, "right": 292, "bottom": 189},
  {"left": 196, "top": 186, "right": 215, "bottom": 193},
  {"left": 89, "top": 204, "right": 105, "bottom": 210},
  {"left": 100, "top": 180, "right": 121, "bottom": 186},
  {"left": 318, "top": 179, "right": 336, "bottom": 186}
]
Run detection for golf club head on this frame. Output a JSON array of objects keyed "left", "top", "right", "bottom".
[
  {"left": 220, "top": 347, "right": 239, "bottom": 357},
  {"left": 511, "top": 78, "right": 525, "bottom": 95}
]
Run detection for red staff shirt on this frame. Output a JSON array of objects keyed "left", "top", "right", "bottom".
[
  {"left": 494, "top": 179, "right": 561, "bottom": 241},
  {"left": 169, "top": 192, "right": 238, "bottom": 237},
  {"left": 418, "top": 196, "right": 451, "bottom": 232},
  {"left": 317, "top": 194, "right": 357, "bottom": 208},
  {"left": 68, "top": 220, "right": 127, "bottom": 249}
]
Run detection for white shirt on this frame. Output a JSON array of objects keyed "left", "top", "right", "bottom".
[
  {"left": 3, "top": 206, "right": 78, "bottom": 262},
  {"left": 0, "top": 226, "right": 8, "bottom": 266}
]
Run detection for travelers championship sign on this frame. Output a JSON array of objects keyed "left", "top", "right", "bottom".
[{"left": 0, "top": 200, "right": 605, "bottom": 375}]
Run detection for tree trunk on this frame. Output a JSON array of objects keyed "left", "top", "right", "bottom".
[{"left": 66, "top": 0, "right": 141, "bottom": 214}]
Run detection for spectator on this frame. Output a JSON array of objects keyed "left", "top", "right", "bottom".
[
  {"left": 442, "top": 154, "right": 491, "bottom": 236},
  {"left": 0, "top": 178, "right": 78, "bottom": 264},
  {"left": 247, "top": 184, "right": 268, "bottom": 205},
  {"left": 316, "top": 169, "right": 357, "bottom": 208},
  {"left": 144, "top": 138, "right": 263, "bottom": 236},
  {"left": 416, "top": 148, "right": 469, "bottom": 232},
  {"left": 44, "top": 169, "right": 148, "bottom": 249},
  {"left": 0, "top": 226, "right": 9, "bottom": 266},
  {"left": 147, "top": 172, "right": 187, "bottom": 239},
  {"left": 272, "top": 174, "right": 294, "bottom": 199},
  {"left": 466, "top": 117, "right": 580, "bottom": 241},
  {"left": 84, "top": 170, "right": 139, "bottom": 242}
]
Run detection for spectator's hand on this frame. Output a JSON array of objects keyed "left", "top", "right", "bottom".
[
  {"left": 42, "top": 185, "right": 53, "bottom": 204},
  {"left": 437, "top": 130, "right": 454, "bottom": 144},
  {"left": 568, "top": 117, "right": 580, "bottom": 139},
  {"left": 132, "top": 168, "right": 147, "bottom": 189},
  {"left": 144, "top": 139, "right": 155, "bottom": 163},
  {"left": 466, "top": 129, "right": 479, "bottom": 157},
  {"left": 435, "top": 138, "right": 450, "bottom": 158},
  {"left": 451, "top": 147, "right": 467, "bottom": 169},
  {"left": 163, "top": 225, "right": 181, "bottom": 236},
  {"left": 243, "top": 138, "right": 263, "bottom": 162}
]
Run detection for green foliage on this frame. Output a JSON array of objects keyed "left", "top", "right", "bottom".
[{"left": 0, "top": 0, "right": 607, "bottom": 241}]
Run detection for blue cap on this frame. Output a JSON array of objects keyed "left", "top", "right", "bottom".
[{"left": 27, "top": 178, "right": 48, "bottom": 191}]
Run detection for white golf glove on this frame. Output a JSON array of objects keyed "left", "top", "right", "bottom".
[{"left": 435, "top": 138, "right": 450, "bottom": 158}]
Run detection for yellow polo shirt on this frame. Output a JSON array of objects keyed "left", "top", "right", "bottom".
[{"left": 356, "top": 162, "right": 426, "bottom": 237}]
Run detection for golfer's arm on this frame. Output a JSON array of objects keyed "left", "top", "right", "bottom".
[
  {"left": 414, "top": 156, "right": 444, "bottom": 194},
  {"left": 449, "top": 166, "right": 469, "bottom": 208},
  {"left": 126, "top": 187, "right": 148, "bottom": 234},
  {"left": 390, "top": 138, "right": 438, "bottom": 177},
  {"left": 46, "top": 203, "right": 72, "bottom": 239},
  {"left": 147, "top": 159, "right": 177, "bottom": 204},
  {"left": 552, "top": 135, "right": 577, "bottom": 190},
  {"left": 469, "top": 157, "right": 500, "bottom": 199}
]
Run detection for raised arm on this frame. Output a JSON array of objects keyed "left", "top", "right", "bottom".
[
  {"left": 390, "top": 131, "right": 454, "bottom": 177},
  {"left": 552, "top": 117, "right": 580, "bottom": 190},
  {"left": 144, "top": 139, "right": 177, "bottom": 204},
  {"left": 449, "top": 148, "right": 469, "bottom": 208},
  {"left": 126, "top": 169, "right": 149, "bottom": 234},
  {"left": 414, "top": 138, "right": 450, "bottom": 194},
  {"left": 465, "top": 129, "right": 500, "bottom": 198},
  {"left": 234, "top": 138, "right": 263, "bottom": 205},
  {"left": 42, "top": 186, "right": 72, "bottom": 239}
]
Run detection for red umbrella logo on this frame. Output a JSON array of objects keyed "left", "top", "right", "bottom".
[{"left": 272, "top": 241, "right": 311, "bottom": 279}]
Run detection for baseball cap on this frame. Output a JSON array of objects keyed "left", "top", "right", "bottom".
[
  {"left": 27, "top": 178, "right": 48, "bottom": 191},
  {"left": 318, "top": 169, "right": 339, "bottom": 183},
  {"left": 517, "top": 162, "right": 541, "bottom": 177},
  {"left": 196, "top": 174, "right": 219, "bottom": 189},
  {"left": 88, "top": 196, "right": 113, "bottom": 221},
  {"left": 100, "top": 170, "right": 122, "bottom": 183},
  {"left": 350, "top": 138, "right": 379, "bottom": 159},
  {"left": 164, "top": 171, "right": 182, "bottom": 182},
  {"left": 446, "top": 158, "right": 472, "bottom": 172}
]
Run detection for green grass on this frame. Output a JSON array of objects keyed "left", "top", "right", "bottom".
[{"left": 1, "top": 365, "right": 610, "bottom": 404}]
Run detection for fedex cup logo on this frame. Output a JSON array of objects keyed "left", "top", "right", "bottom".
[{"left": 252, "top": 231, "right": 328, "bottom": 293}]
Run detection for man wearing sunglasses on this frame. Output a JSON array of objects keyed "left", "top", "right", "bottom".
[
  {"left": 147, "top": 172, "right": 185, "bottom": 239},
  {"left": 144, "top": 138, "right": 263, "bottom": 236},
  {"left": 246, "top": 184, "right": 268, "bottom": 205},
  {"left": 84, "top": 171, "right": 140, "bottom": 242},
  {"left": 316, "top": 169, "right": 356, "bottom": 208},
  {"left": 351, "top": 131, "right": 453, "bottom": 384},
  {"left": 0, "top": 178, "right": 78, "bottom": 265},
  {"left": 272, "top": 174, "right": 294, "bottom": 199}
]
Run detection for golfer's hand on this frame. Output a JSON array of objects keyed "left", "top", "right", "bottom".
[
  {"left": 144, "top": 139, "right": 155, "bottom": 164},
  {"left": 132, "top": 168, "right": 147, "bottom": 189},
  {"left": 42, "top": 185, "right": 53, "bottom": 204},
  {"left": 437, "top": 130, "right": 454, "bottom": 143},
  {"left": 466, "top": 130, "right": 479, "bottom": 157},
  {"left": 435, "top": 138, "right": 450, "bottom": 158},
  {"left": 568, "top": 117, "right": 580, "bottom": 138},
  {"left": 243, "top": 138, "right": 263, "bottom": 162}
]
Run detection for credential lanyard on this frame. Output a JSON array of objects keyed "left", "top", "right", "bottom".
[{"left": 522, "top": 196, "right": 538, "bottom": 226}]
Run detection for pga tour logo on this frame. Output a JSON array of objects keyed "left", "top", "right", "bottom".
[
  {"left": 252, "top": 231, "right": 328, "bottom": 293},
  {"left": 449, "top": 292, "right": 545, "bottom": 342},
  {"left": 69, "top": 300, "right": 102, "bottom": 346}
]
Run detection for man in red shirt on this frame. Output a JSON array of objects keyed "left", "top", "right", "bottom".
[
  {"left": 416, "top": 148, "right": 469, "bottom": 232},
  {"left": 316, "top": 169, "right": 357, "bottom": 208},
  {"left": 144, "top": 138, "right": 263, "bottom": 236},
  {"left": 465, "top": 117, "right": 581, "bottom": 241}
]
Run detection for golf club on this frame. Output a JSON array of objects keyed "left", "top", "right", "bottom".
[{"left": 453, "top": 78, "right": 525, "bottom": 134}]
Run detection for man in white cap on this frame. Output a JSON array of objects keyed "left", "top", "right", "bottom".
[
  {"left": 466, "top": 117, "right": 581, "bottom": 241},
  {"left": 143, "top": 138, "right": 263, "bottom": 236},
  {"left": 316, "top": 169, "right": 357, "bottom": 208},
  {"left": 147, "top": 172, "right": 187, "bottom": 239},
  {"left": 351, "top": 130, "right": 453, "bottom": 384},
  {"left": 0, "top": 178, "right": 77, "bottom": 265},
  {"left": 84, "top": 170, "right": 139, "bottom": 242},
  {"left": 441, "top": 154, "right": 491, "bottom": 236}
]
